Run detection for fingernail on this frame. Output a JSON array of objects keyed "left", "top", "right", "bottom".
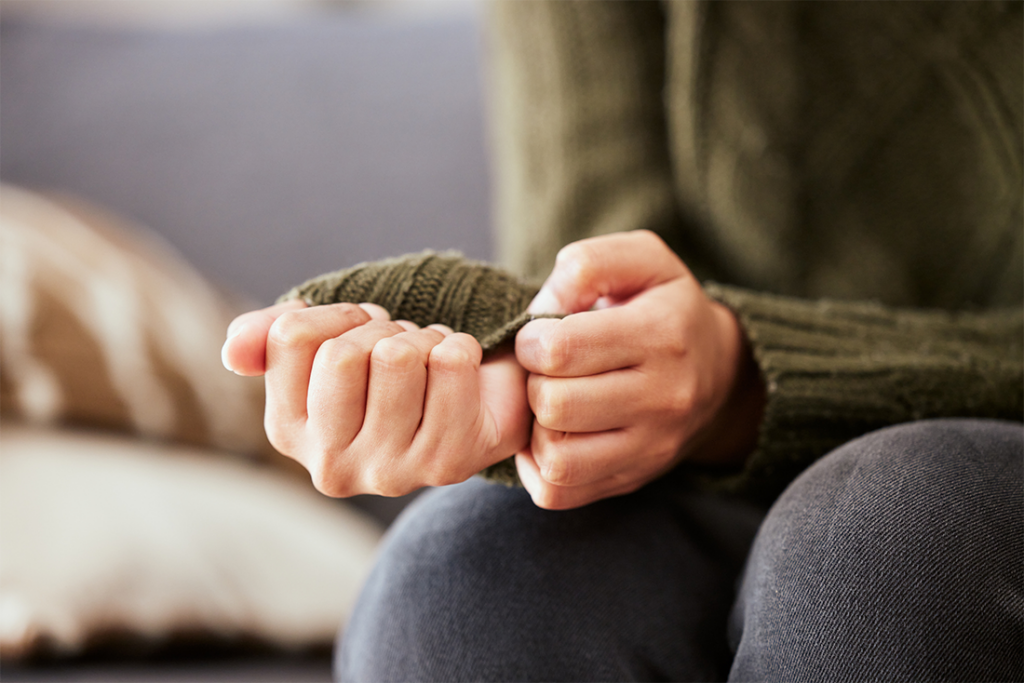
[
  {"left": 395, "top": 320, "right": 419, "bottom": 332},
  {"left": 528, "top": 286, "right": 561, "bottom": 314},
  {"left": 359, "top": 303, "right": 391, "bottom": 321},
  {"left": 221, "top": 328, "right": 241, "bottom": 373}
]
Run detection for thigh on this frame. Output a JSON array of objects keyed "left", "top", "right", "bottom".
[
  {"left": 336, "top": 472, "right": 764, "bottom": 682},
  {"left": 730, "top": 418, "right": 1024, "bottom": 682}
]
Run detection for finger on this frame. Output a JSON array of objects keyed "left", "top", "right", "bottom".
[
  {"left": 358, "top": 303, "right": 391, "bottom": 321},
  {"left": 222, "top": 299, "right": 306, "bottom": 376},
  {"left": 527, "top": 230, "right": 688, "bottom": 315},
  {"left": 305, "top": 320, "right": 411, "bottom": 453},
  {"left": 528, "top": 423, "right": 636, "bottom": 487},
  {"left": 415, "top": 333, "right": 485, "bottom": 482},
  {"left": 515, "top": 450, "right": 641, "bottom": 510},
  {"left": 415, "top": 339, "right": 530, "bottom": 485},
  {"left": 519, "top": 274, "right": 709, "bottom": 378},
  {"left": 361, "top": 327, "right": 448, "bottom": 450},
  {"left": 264, "top": 303, "right": 378, "bottom": 425},
  {"left": 527, "top": 369, "right": 649, "bottom": 432},
  {"left": 516, "top": 307, "right": 649, "bottom": 377}
]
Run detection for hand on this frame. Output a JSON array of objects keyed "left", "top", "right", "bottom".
[
  {"left": 222, "top": 300, "right": 531, "bottom": 497},
  {"left": 514, "top": 230, "right": 764, "bottom": 509}
]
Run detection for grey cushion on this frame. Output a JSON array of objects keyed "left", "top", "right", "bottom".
[{"left": 0, "top": 13, "right": 492, "bottom": 304}]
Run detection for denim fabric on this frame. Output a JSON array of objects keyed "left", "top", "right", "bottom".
[
  {"left": 729, "top": 419, "right": 1024, "bottom": 682},
  {"left": 336, "top": 419, "right": 1022, "bottom": 682}
]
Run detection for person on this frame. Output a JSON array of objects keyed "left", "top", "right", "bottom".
[{"left": 222, "top": 1, "right": 1023, "bottom": 680}]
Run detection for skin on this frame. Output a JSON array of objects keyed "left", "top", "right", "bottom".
[{"left": 222, "top": 231, "right": 764, "bottom": 509}]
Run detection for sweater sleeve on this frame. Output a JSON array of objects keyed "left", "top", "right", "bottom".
[{"left": 703, "top": 283, "right": 1024, "bottom": 504}]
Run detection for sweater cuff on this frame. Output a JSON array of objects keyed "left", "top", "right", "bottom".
[
  {"left": 277, "top": 251, "right": 545, "bottom": 353},
  {"left": 703, "top": 283, "right": 1024, "bottom": 504}
]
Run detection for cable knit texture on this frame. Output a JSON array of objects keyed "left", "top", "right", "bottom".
[
  {"left": 704, "top": 283, "right": 1024, "bottom": 502},
  {"left": 279, "top": 251, "right": 542, "bottom": 352}
]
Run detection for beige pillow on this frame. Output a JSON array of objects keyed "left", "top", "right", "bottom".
[
  {"left": 0, "top": 184, "right": 271, "bottom": 459},
  {"left": 0, "top": 185, "right": 384, "bottom": 660},
  {"left": 0, "top": 422, "right": 382, "bottom": 660}
]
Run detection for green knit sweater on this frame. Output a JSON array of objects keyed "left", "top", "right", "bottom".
[
  {"left": 283, "top": 0, "right": 1024, "bottom": 504},
  {"left": 280, "top": 252, "right": 541, "bottom": 353}
]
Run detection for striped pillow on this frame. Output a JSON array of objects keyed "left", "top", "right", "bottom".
[{"left": 0, "top": 184, "right": 272, "bottom": 460}]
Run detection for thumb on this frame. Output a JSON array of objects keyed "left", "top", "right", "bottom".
[
  {"left": 222, "top": 299, "right": 307, "bottom": 376},
  {"left": 527, "top": 230, "right": 688, "bottom": 315}
]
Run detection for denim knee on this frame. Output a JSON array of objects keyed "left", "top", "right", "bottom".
[
  {"left": 729, "top": 419, "right": 1024, "bottom": 682},
  {"left": 335, "top": 479, "right": 536, "bottom": 682},
  {"left": 337, "top": 473, "right": 762, "bottom": 682}
]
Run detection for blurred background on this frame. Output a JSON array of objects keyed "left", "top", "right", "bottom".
[
  {"left": 1, "top": 0, "right": 493, "bottom": 305},
  {"left": 0, "top": 0, "right": 493, "bottom": 680},
  {"left": 1, "top": 0, "right": 480, "bottom": 24}
]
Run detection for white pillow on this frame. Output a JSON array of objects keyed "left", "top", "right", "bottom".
[{"left": 0, "top": 422, "right": 383, "bottom": 660}]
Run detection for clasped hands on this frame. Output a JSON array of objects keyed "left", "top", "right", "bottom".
[{"left": 222, "top": 231, "right": 763, "bottom": 509}]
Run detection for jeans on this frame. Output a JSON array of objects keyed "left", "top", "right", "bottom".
[{"left": 336, "top": 419, "right": 1024, "bottom": 682}]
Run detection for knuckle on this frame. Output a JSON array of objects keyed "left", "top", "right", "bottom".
[
  {"left": 419, "top": 327, "right": 447, "bottom": 344},
  {"left": 667, "top": 384, "right": 696, "bottom": 419},
  {"left": 297, "top": 446, "right": 330, "bottom": 491},
  {"left": 371, "top": 336, "right": 419, "bottom": 370},
  {"left": 654, "top": 326, "right": 687, "bottom": 360},
  {"left": 539, "top": 455, "right": 573, "bottom": 486},
  {"left": 357, "top": 465, "right": 381, "bottom": 494},
  {"left": 316, "top": 337, "right": 363, "bottom": 371},
  {"left": 284, "top": 440, "right": 356, "bottom": 499},
  {"left": 308, "top": 460, "right": 344, "bottom": 497},
  {"left": 263, "top": 416, "right": 296, "bottom": 456},
  {"left": 267, "top": 310, "right": 318, "bottom": 349},
  {"left": 364, "top": 470, "right": 411, "bottom": 498},
  {"left": 532, "top": 384, "right": 569, "bottom": 429},
  {"left": 429, "top": 339, "right": 476, "bottom": 371},
  {"left": 535, "top": 325, "right": 573, "bottom": 375},
  {"left": 557, "top": 242, "right": 601, "bottom": 289}
]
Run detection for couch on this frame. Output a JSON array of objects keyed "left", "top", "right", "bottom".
[{"left": 0, "top": 5, "right": 492, "bottom": 680}]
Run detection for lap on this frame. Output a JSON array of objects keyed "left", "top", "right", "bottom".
[
  {"left": 731, "top": 418, "right": 1024, "bottom": 682},
  {"left": 337, "top": 419, "right": 1023, "bottom": 682},
  {"left": 337, "top": 470, "right": 764, "bottom": 682}
]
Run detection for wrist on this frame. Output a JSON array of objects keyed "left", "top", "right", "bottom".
[{"left": 688, "top": 302, "right": 765, "bottom": 468}]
